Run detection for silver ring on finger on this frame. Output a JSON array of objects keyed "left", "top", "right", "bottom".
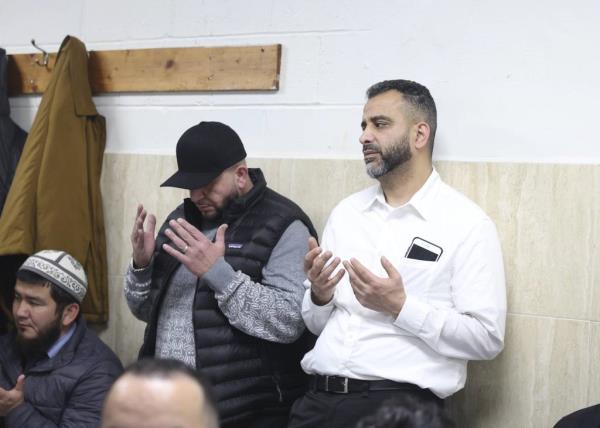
[{"left": 183, "top": 245, "right": 189, "bottom": 254}]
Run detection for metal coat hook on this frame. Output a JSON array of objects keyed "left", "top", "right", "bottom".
[{"left": 30, "top": 39, "right": 49, "bottom": 67}]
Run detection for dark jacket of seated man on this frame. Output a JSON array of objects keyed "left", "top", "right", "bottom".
[
  {"left": 554, "top": 404, "right": 600, "bottom": 428},
  {"left": 0, "top": 250, "right": 123, "bottom": 427}
]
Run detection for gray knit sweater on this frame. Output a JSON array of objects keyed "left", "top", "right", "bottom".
[{"left": 124, "top": 220, "right": 310, "bottom": 366}]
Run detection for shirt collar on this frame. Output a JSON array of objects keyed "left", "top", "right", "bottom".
[
  {"left": 361, "top": 168, "right": 441, "bottom": 220},
  {"left": 47, "top": 322, "right": 77, "bottom": 359}
]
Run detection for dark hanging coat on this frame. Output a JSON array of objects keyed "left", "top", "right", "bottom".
[
  {"left": 0, "top": 48, "right": 27, "bottom": 214},
  {"left": 0, "top": 36, "right": 108, "bottom": 323},
  {"left": 0, "top": 48, "right": 28, "bottom": 332}
]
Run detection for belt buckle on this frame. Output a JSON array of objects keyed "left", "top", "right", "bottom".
[
  {"left": 340, "top": 377, "right": 349, "bottom": 393},
  {"left": 325, "top": 376, "right": 349, "bottom": 394}
]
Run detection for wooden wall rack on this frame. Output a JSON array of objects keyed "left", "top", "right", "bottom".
[{"left": 7, "top": 44, "right": 281, "bottom": 95}]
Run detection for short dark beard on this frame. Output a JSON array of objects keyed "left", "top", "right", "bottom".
[
  {"left": 16, "top": 316, "right": 62, "bottom": 361},
  {"left": 210, "top": 189, "right": 242, "bottom": 223},
  {"left": 365, "top": 133, "right": 412, "bottom": 179}
]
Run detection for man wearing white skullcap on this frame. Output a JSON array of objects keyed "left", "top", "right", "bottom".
[{"left": 0, "top": 250, "right": 123, "bottom": 427}]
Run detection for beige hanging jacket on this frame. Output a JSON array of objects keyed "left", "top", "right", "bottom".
[{"left": 0, "top": 35, "right": 108, "bottom": 323}]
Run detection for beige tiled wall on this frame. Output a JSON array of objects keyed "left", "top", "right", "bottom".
[{"left": 98, "top": 153, "right": 600, "bottom": 427}]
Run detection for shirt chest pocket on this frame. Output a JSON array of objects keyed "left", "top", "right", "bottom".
[{"left": 398, "top": 257, "right": 439, "bottom": 298}]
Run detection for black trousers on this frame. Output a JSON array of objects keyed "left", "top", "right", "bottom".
[
  {"left": 287, "top": 388, "right": 442, "bottom": 428},
  {"left": 224, "top": 406, "right": 291, "bottom": 428}
]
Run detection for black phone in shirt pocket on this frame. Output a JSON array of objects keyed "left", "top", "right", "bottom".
[{"left": 405, "top": 237, "right": 443, "bottom": 262}]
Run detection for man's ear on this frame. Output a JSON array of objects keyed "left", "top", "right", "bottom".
[
  {"left": 61, "top": 303, "right": 80, "bottom": 328},
  {"left": 233, "top": 163, "right": 249, "bottom": 189},
  {"left": 413, "top": 122, "right": 431, "bottom": 152}
]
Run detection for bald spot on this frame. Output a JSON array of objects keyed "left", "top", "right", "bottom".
[{"left": 101, "top": 373, "right": 215, "bottom": 428}]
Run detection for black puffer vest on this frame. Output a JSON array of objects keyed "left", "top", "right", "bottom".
[{"left": 139, "top": 169, "right": 317, "bottom": 424}]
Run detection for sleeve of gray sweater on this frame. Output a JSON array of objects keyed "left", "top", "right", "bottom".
[
  {"left": 203, "top": 220, "right": 310, "bottom": 343},
  {"left": 124, "top": 220, "right": 311, "bottom": 343},
  {"left": 124, "top": 259, "right": 154, "bottom": 323}
]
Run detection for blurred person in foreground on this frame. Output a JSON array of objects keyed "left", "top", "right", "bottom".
[
  {"left": 102, "top": 358, "right": 218, "bottom": 428},
  {"left": 356, "top": 395, "right": 454, "bottom": 428}
]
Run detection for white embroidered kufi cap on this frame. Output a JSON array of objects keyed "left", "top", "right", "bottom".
[{"left": 19, "top": 250, "right": 87, "bottom": 303}]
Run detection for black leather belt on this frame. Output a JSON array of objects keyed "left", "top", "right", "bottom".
[{"left": 311, "top": 375, "right": 425, "bottom": 394}]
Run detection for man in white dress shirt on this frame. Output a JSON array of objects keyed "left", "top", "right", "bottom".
[{"left": 288, "top": 79, "right": 506, "bottom": 428}]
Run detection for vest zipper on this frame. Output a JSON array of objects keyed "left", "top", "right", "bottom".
[{"left": 274, "top": 376, "right": 283, "bottom": 402}]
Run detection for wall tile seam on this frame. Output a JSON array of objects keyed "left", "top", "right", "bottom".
[
  {"left": 162, "top": 29, "right": 373, "bottom": 39},
  {"left": 433, "top": 156, "right": 600, "bottom": 165},
  {"left": 2, "top": 45, "right": 65, "bottom": 54},
  {"left": 103, "top": 150, "right": 363, "bottom": 158},
  {"left": 94, "top": 104, "right": 364, "bottom": 109},
  {"left": 8, "top": 104, "right": 41, "bottom": 109},
  {"left": 98, "top": 152, "right": 600, "bottom": 166},
  {"left": 1, "top": 28, "right": 372, "bottom": 52},
  {"left": 507, "top": 312, "right": 597, "bottom": 323},
  {"left": 10, "top": 103, "right": 364, "bottom": 109}
]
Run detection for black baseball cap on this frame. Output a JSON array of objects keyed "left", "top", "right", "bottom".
[{"left": 161, "top": 121, "right": 247, "bottom": 190}]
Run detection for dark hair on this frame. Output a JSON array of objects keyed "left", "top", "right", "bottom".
[
  {"left": 355, "top": 395, "right": 454, "bottom": 428},
  {"left": 366, "top": 79, "right": 437, "bottom": 154},
  {"left": 15, "top": 269, "right": 79, "bottom": 315},
  {"left": 123, "top": 358, "right": 218, "bottom": 418}
]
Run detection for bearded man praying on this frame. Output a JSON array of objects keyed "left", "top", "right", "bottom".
[{"left": 0, "top": 250, "right": 122, "bottom": 427}]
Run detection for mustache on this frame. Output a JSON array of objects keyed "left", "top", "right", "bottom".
[{"left": 362, "top": 143, "right": 381, "bottom": 154}]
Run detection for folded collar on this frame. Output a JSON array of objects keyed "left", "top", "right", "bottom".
[{"left": 361, "top": 169, "right": 441, "bottom": 221}]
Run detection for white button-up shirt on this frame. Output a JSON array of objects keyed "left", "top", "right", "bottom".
[{"left": 301, "top": 169, "right": 506, "bottom": 398}]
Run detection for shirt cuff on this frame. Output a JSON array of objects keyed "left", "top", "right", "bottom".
[
  {"left": 202, "top": 257, "right": 237, "bottom": 293},
  {"left": 302, "top": 288, "right": 335, "bottom": 312},
  {"left": 127, "top": 258, "right": 153, "bottom": 283},
  {"left": 393, "top": 295, "right": 429, "bottom": 335}
]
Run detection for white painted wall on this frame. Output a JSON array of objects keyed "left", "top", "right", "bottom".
[{"left": 2, "top": 0, "right": 599, "bottom": 163}]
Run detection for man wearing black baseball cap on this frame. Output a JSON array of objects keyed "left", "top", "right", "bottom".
[{"left": 124, "top": 121, "right": 317, "bottom": 428}]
